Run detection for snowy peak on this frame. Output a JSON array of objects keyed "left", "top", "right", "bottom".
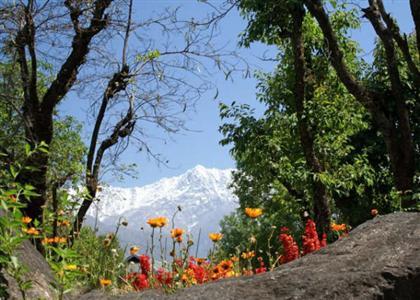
[{"left": 86, "top": 165, "right": 238, "bottom": 257}]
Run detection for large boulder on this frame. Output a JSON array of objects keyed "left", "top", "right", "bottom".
[
  {"left": 79, "top": 212, "right": 420, "bottom": 300},
  {"left": 0, "top": 240, "right": 59, "bottom": 299},
  {"left": 1, "top": 208, "right": 58, "bottom": 299}
]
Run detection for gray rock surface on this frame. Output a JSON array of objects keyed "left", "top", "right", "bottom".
[
  {"left": 0, "top": 238, "right": 59, "bottom": 299},
  {"left": 78, "top": 212, "right": 420, "bottom": 300},
  {"left": 0, "top": 208, "right": 59, "bottom": 299}
]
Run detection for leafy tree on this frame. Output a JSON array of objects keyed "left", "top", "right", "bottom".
[
  {"left": 232, "top": 0, "right": 419, "bottom": 210},
  {"left": 222, "top": 1, "right": 388, "bottom": 235},
  {"left": 303, "top": 0, "right": 420, "bottom": 208},
  {"left": 0, "top": 0, "right": 113, "bottom": 226},
  {"left": 0, "top": 58, "right": 86, "bottom": 241},
  {"left": 1, "top": 0, "right": 245, "bottom": 238}
]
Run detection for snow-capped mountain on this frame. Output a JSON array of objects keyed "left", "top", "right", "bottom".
[{"left": 85, "top": 165, "right": 238, "bottom": 257}]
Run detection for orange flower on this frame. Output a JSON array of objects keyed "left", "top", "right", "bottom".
[
  {"left": 58, "top": 220, "right": 70, "bottom": 227},
  {"left": 194, "top": 257, "right": 206, "bottom": 265},
  {"left": 211, "top": 265, "right": 222, "bottom": 279},
  {"left": 371, "top": 208, "right": 378, "bottom": 217},
  {"left": 231, "top": 256, "right": 239, "bottom": 262},
  {"left": 330, "top": 222, "right": 346, "bottom": 232},
  {"left": 53, "top": 236, "right": 67, "bottom": 243},
  {"left": 21, "top": 217, "right": 32, "bottom": 224},
  {"left": 99, "top": 278, "right": 112, "bottom": 287},
  {"left": 42, "top": 236, "right": 67, "bottom": 244},
  {"left": 171, "top": 228, "right": 184, "bottom": 238},
  {"left": 245, "top": 208, "right": 263, "bottom": 218},
  {"left": 147, "top": 216, "right": 168, "bottom": 228},
  {"left": 176, "top": 236, "right": 183, "bottom": 243},
  {"left": 130, "top": 246, "right": 139, "bottom": 255},
  {"left": 219, "top": 260, "right": 233, "bottom": 271},
  {"left": 208, "top": 232, "right": 223, "bottom": 242},
  {"left": 181, "top": 268, "right": 197, "bottom": 285},
  {"left": 23, "top": 227, "right": 39, "bottom": 235},
  {"left": 224, "top": 270, "right": 236, "bottom": 278}
]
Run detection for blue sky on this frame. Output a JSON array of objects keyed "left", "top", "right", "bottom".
[{"left": 59, "top": 0, "right": 413, "bottom": 187}]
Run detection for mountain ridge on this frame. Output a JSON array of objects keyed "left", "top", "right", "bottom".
[{"left": 85, "top": 165, "right": 238, "bottom": 257}]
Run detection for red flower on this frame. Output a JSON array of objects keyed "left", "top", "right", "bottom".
[
  {"left": 188, "top": 257, "right": 209, "bottom": 283},
  {"left": 255, "top": 257, "right": 267, "bottom": 274},
  {"left": 320, "top": 233, "right": 327, "bottom": 248},
  {"left": 125, "top": 273, "right": 149, "bottom": 290},
  {"left": 174, "top": 258, "right": 183, "bottom": 268},
  {"left": 302, "top": 219, "right": 321, "bottom": 255},
  {"left": 155, "top": 268, "right": 172, "bottom": 286},
  {"left": 139, "top": 255, "right": 151, "bottom": 275},
  {"left": 279, "top": 232, "right": 299, "bottom": 263},
  {"left": 280, "top": 226, "right": 289, "bottom": 233}
]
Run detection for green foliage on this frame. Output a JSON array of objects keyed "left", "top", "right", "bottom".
[
  {"left": 0, "top": 150, "right": 45, "bottom": 298},
  {"left": 218, "top": 192, "right": 301, "bottom": 268},
  {"left": 69, "top": 226, "right": 127, "bottom": 289},
  {"left": 135, "top": 49, "right": 161, "bottom": 62},
  {"left": 219, "top": 1, "right": 398, "bottom": 253},
  {"left": 48, "top": 116, "right": 86, "bottom": 187}
]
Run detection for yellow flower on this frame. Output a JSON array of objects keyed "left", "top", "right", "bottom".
[
  {"left": 245, "top": 208, "right": 263, "bottom": 218},
  {"left": 249, "top": 235, "right": 257, "bottom": 244},
  {"left": 171, "top": 228, "right": 184, "bottom": 238},
  {"left": 64, "top": 265, "right": 77, "bottom": 271},
  {"left": 21, "top": 216, "right": 32, "bottom": 224},
  {"left": 130, "top": 246, "right": 139, "bottom": 255},
  {"left": 241, "top": 251, "right": 255, "bottom": 260},
  {"left": 99, "top": 278, "right": 112, "bottom": 287},
  {"left": 225, "top": 270, "right": 236, "bottom": 278},
  {"left": 208, "top": 232, "right": 223, "bottom": 242},
  {"left": 147, "top": 216, "right": 168, "bottom": 228}
]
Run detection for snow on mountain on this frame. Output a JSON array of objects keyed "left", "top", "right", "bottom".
[{"left": 85, "top": 165, "right": 238, "bottom": 257}]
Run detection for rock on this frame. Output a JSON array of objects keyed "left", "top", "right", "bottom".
[
  {"left": 78, "top": 212, "right": 420, "bottom": 300},
  {"left": 0, "top": 239, "right": 60, "bottom": 300}
]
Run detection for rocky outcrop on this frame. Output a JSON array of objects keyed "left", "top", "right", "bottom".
[
  {"left": 0, "top": 239, "right": 59, "bottom": 300},
  {"left": 79, "top": 212, "right": 420, "bottom": 300}
]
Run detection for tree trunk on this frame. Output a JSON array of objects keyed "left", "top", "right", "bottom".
[
  {"left": 18, "top": 109, "right": 53, "bottom": 226},
  {"left": 13, "top": 0, "right": 113, "bottom": 230},
  {"left": 410, "top": 0, "right": 420, "bottom": 54},
  {"left": 291, "top": 5, "right": 330, "bottom": 234}
]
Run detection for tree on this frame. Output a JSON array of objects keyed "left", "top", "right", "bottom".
[
  {"left": 221, "top": 0, "right": 392, "bottom": 233},
  {"left": 1, "top": 0, "right": 114, "bottom": 226},
  {"left": 70, "top": 0, "right": 246, "bottom": 236},
  {"left": 303, "top": 0, "right": 419, "bottom": 208},
  {"left": 1, "top": 0, "right": 245, "bottom": 233},
  {"left": 232, "top": 0, "right": 419, "bottom": 210}
]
